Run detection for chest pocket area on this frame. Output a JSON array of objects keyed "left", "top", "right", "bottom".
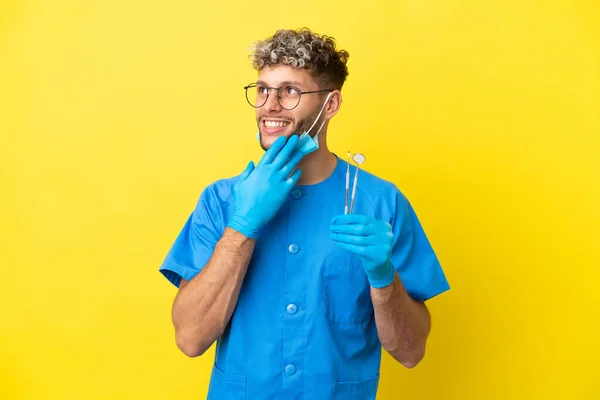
[
  {"left": 323, "top": 256, "right": 374, "bottom": 325},
  {"left": 207, "top": 364, "right": 246, "bottom": 400}
]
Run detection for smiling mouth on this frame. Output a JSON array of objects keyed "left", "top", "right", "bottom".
[{"left": 262, "top": 119, "right": 291, "bottom": 129}]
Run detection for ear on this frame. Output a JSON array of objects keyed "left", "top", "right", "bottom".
[{"left": 323, "top": 90, "right": 342, "bottom": 120}]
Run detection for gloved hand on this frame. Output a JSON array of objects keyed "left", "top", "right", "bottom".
[
  {"left": 227, "top": 135, "right": 304, "bottom": 238},
  {"left": 329, "top": 214, "right": 396, "bottom": 288}
]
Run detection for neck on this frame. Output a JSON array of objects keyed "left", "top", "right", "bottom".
[{"left": 295, "top": 133, "right": 338, "bottom": 185}]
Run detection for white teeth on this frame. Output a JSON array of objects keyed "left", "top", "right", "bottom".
[{"left": 264, "top": 120, "right": 289, "bottom": 128}]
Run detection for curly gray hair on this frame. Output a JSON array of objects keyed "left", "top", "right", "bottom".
[{"left": 250, "top": 28, "right": 350, "bottom": 90}]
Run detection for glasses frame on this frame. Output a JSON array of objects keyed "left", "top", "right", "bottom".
[{"left": 244, "top": 82, "right": 334, "bottom": 110}]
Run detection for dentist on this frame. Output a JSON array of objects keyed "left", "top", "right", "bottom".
[{"left": 159, "top": 27, "right": 450, "bottom": 400}]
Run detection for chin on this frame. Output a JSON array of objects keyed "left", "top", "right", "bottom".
[{"left": 258, "top": 129, "right": 298, "bottom": 149}]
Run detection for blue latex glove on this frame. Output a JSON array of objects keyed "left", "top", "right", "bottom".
[
  {"left": 329, "top": 214, "right": 396, "bottom": 288},
  {"left": 227, "top": 135, "right": 304, "bottom": 238}
]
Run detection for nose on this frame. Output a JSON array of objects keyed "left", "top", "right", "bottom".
[{"left": 264, "top": 88, "right": 282, "bottom": 112}]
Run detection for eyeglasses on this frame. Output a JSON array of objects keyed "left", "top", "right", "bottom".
[{"left": 244, "top": 82, "right": 334, "bottom": 110}]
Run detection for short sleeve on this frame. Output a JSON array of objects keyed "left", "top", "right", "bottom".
[
  {"left": 389, "top": 190, "right": 450, "bottom": 301},
  {"left": 159, "top": 187, "right": 224, "bottom": 288}
]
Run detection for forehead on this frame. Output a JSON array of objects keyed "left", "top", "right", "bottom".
[{"left": 257, "top": 65, "right": 317, "bottom": 89}]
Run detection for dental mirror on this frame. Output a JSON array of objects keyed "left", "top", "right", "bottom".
[
  {"left": 353, "top": 153, "right": 366, "bottom": 165},
  {"left": 349, "top": 153, "right": 366, "bottom": 214}
]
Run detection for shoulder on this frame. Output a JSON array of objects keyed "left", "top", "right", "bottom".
[
  {"left": 193, "top": 173, "right": 241, "bottom": 213},
  {"left": 354, "top": 168, "right": 408, "bottom": 219}
]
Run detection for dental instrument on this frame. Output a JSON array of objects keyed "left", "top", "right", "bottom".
[
  {"left": 349, "top": 153, "right": 366, "bottom": 214},
  {"left": 345, "top": 151, "right": 351, "bottom": 214}
]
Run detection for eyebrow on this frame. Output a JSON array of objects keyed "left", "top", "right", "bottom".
[{"left": 256, "top": 80, "right": 306, "bottom": 89}]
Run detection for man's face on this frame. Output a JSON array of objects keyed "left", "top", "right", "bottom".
[{"left": 254, "top": 65, "right": 327, "bottom": 150}]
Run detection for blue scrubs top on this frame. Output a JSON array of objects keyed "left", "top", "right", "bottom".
[{"left": 159, "top": 154, "right": 450, "bottom": 400}]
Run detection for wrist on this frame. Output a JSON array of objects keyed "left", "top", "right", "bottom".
[
  {"left": 226, "top": 213, "right": 261, "bottom": 239},
  {"left": 367, "top": 259, "right": 396, "bottom": 289},
  {"left": 223, "top": 226, "right": 256, "bottom": 244}
]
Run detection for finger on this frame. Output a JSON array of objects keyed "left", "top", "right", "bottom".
[
  {"left": 331, "top": 214, "right": 373, "bottom": 226},
  {"left": 258, "top": 136, "right": 288, "bottom": 166},
  {"left": 278, "top": 150, "right": 304, "bottom": 178},
  {"left": 371, "top": 221, "right": 393, "bottom": 234},
  {"left": 271, "top": 135, "right": 299, "bottom": 169},
  {"left": 329, "top": 223, "right": 372, "bottom": 236},
  {"left": 239, "top": 161, "right": 255, "bottom": 181},
  {"left": 331, "top": 241, "right": 366, "bottom": 257},
  {"left": 329, "top": 232, "right": 378, "bottom": 246},
  {"left": 285, "top": 168, "right": 302, "bottom": 186}
]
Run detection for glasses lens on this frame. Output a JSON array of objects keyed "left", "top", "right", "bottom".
[
  {"left": 278, "top": 85, "right": 301, "bottom": 110},
  {"left": 245, "top": 84, "right": 267, "bottom": 108}
]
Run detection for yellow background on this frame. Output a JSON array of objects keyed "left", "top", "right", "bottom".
[{"left": 1, "top": 0, "right": 599, "bottom": 398}]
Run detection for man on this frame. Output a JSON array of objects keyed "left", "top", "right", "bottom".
[{"left": 159, "top": 28, "right": 450, "bottom": 400}]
